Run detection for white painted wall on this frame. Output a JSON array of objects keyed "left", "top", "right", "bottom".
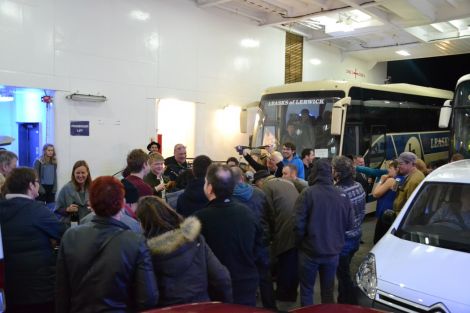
[
  {"left": 303, "top": 41, "right": 387, "bottom": 83},
  {"left": 0, "top": 0, "right": 285, "bottom": 186},
  {"left": 0, "top": 0, "right": 387, "bottom": 187}
]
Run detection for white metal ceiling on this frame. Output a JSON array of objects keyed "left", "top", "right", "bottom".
[{"left": 194, "top": 0, "right": 470, "bottom": 62}]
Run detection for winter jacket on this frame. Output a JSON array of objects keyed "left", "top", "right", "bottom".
[
  {"left": 261, "top": 176, "right": 299, "bottom": 257},
  {"left": 147, "top": 217, "right": 232, "bottom": 307},
  {"left": 166, "top": 189, "right": 185, "bottom": 209},
  {"left": 143, "top": 172, "right": 170, "bottom": 198},
  {"left": 232, "top": 183, "right": 271, "bottom": 265},
  {"left": 393, "top": 168, "right": 425, "bottom": 213},
  {"left": 81, "top": 211, "right": 143, "bottom": 234},
  {"left": 176, "top": 177, "right": 208, "bottom": 217},
  {"left": 195, "top": 198, "right": 262, "bottom": 283},
  {"left": 56, "top": 216, "right": 158, "bottom": 312},
  {"left": 164, "top": 156, "right": 189, "bottom": 181},
  {"left": 0, "top": 196, "right": 64, "bottom": 305},
  {"left": 54, "top": 181, "right": 91, "bottom": 222},
  {"left": 232, "top": 183, "right": 271, "bottom": 245},
  {"left": 294, "top": 159, "right": 354, "bottom": 257}
]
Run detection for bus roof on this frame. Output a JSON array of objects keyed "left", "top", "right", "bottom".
[{"left": 263, "top": 80, "right": 453, "bottom": 100}]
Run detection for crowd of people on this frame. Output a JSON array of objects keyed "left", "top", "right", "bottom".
[{"left": 0, "top": 142, "right": 461, "bottom": 312}]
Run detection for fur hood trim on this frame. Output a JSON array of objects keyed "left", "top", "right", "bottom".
[{"left": 147, "top": 216, "right": 201, "bottom": 255}]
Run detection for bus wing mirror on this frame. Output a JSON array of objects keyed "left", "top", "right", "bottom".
[
  {"left": 331, "top": 97, "right": 351, "bottom": 135},
  {"left": 439, "top": 99, "right": 452, "bottom": 128}
]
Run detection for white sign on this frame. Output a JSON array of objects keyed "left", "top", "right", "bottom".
[
  {"left": 265, "top": 99, "right": 325, "bottom": 106},
  {"left": 314, "top": 148, "right": 329, "bottom": 158}
]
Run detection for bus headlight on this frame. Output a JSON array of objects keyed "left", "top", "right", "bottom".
[{"left": 356, "top": 253, "right": 377, "bottom": 300}]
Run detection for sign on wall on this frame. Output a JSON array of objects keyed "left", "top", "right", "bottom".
[
  {"left": 346, "top": 68, "right": 366, "bottom": 78},
  {"left": 70, "top": 121, "right": 90, "bottom": 136}
]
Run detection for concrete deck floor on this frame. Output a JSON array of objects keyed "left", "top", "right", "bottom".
[{"left": 261, "top": 214, "right": 377, "bottom": 312}]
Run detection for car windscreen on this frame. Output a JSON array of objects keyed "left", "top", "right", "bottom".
[{"left": 395, "top": 182, "right": 470, "bottom": 253}]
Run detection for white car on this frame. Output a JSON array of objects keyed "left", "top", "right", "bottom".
[{"left": 356, "top": 160, "right": 470, "bottom": 313}]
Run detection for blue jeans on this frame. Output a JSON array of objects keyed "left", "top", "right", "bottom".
[
  {"left": 298, "top": 251, "right": 339, "bottom": 306},
  {"left": 337, "top": 240, "right": 359, "bottom": 304}
]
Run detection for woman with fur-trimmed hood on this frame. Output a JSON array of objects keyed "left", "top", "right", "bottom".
[{"left": 136, "top": 196, "right": 233, "bottom": 307}]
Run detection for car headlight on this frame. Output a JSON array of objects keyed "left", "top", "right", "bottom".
[{"left": 356, "top": 253, "right": 377, "bottom": 300}]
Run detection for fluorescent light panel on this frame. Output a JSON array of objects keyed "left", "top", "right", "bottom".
[
  {"left": 0, "top": 96, "right": 14, "bottom": 102},
  {"left": 309, "top": 58, "right": 322, "bottom": 65},
  {"left": 240, "top": 38, "right": 259, "bottom": 48},
  {"left": 396, "top": 50, "right": 410, "bottom": 56},
  {"left": 67, "top": 93, "right": 107, "bottom": 102}
]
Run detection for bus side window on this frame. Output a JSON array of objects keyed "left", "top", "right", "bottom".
[{"left": 343, "top": 124, "right": 360, "bottom": 156}]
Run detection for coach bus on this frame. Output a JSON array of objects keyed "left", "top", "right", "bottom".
[
  {"left": 439, "top": 74, "right": 470, "bottom": 159},
  {"left": 251, "top": 80, "right": 453, "bottom": 169}
]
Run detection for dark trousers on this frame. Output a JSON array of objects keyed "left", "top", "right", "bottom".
[
  {"left": 257, "top": 263, "right": 277, "bottom": 309},
  {"left": 37, "top": 184, "right": 55, "bottom": 204},
  {"left": 7, "top": 301, "right": 54, "bottom": 313},
  {"left": 275, "top": 248, "right": 299, "bottom": 302},
  {"left": 374, "top": 217, "right": 389, "bottom": 244},
  {"left": 298, "top": 251, "right": 339, "bottom": 306},
  {"left": 232, "top": 278, "right": 258, "bottom": 307},
  {"left": 336, "top": 246, "right": 359, "bottom": 304}
]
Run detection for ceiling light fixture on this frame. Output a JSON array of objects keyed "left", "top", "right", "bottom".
[
  {"left": 240, "top": 38, "right": 260, "bottom": 48},
  {"left": 130, "top": 10, "right": 150, "bottom": 21},
  {"left": 430, "top": 23, "right": 444, "bottom": 33},
  {"left": 0, "top": 95, "right": 14, "bottom": 102},
  {"left": 0, "top": 88, "right": 14, "bottom": 102},
  {"left": 66, "top": 93, "right": 107, "bottom": 102},
  {"left": 309, "top": 58, "right": 322, "bottom": 65},
  {"left": 396, "top": 50, "right": 411, "bottom": 56}
]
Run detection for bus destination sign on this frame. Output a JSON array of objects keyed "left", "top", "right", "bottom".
[{"left": 265, "top": 99, "right": 325, "bottom": 106}]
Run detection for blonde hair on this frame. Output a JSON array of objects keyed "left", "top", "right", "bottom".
[
  {"left": 148, "top": 152, "right": 164, "bottom": 164},
  {"left": 39, "top": 144, "right": 57, "bottom": 164},
  {"left": 415, "top": 159, "right": 430, "bottom": 175}
]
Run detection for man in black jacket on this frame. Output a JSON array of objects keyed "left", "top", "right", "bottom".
[
  {"left": 0, "top": 167, "right": 64, "bottom": 312},
  {"left": 176, "top": 155, "right": 212, "bottom": 217},
  {"left": 196, "top": 164, "right": 263, "bottom": 306},
  {"left": 231, "top": 167, "right": 276, "bottom": 309},
  {"left": 164, "top": 144, "right": 189, "bottom": 181},
  {"left": 294, "top": 159, "right": 354, "bottom": 306}
]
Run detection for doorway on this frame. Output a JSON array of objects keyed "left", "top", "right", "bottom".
[{"left": 17, "top": 122, "right": 40, "bottom": 167}]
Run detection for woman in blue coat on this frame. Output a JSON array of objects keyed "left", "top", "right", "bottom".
[{"left": 33, "top": 143, "right": 57, "bottom": 205}]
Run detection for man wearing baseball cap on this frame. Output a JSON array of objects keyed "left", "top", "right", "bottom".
[{"left": 393, "top": 152, "right": 425, "bottom": 213}]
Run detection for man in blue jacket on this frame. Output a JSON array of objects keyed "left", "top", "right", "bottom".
[
  {"left": 294, "top": 159, "right": 353, "bottom": 306},
  {"left": 282, "top": 142, "right": 305, "bottom": 179}
]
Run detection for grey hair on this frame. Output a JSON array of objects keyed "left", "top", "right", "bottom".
[
  {"left": 0, "top": 150, "right": 18, "bottom": 167},
  {"left": 332, "top": 156, "right": 354, "bottom": 181}
]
